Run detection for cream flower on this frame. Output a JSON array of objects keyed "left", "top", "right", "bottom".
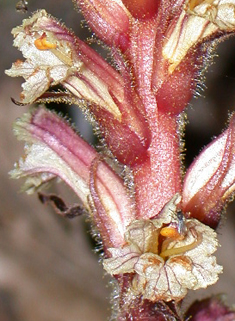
[
  {"left": 5, "top": 9, "right": 123, "bottom": 119},
  {"left": 10, "top": 107, "right": 135, "bottom": 248},
  {"left": 163, "top": 0, "right": 235, "bottom": 73},
  {"left": 103, "top": 194, "right": 222, "bottom": 302}
]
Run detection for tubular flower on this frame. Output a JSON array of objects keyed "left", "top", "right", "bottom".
[
  {"left": 103, "top": 194, "right": 222, "bottom": 302},
  {"left": 5, "top": 9, "right": 150, "bottom": 166},
  {"left": 10, "top": 106, "right": 135, "bottom": 248}
]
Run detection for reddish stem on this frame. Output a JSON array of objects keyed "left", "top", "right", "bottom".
[{"left": 133, "top": 110, "right": 182, "bottom": 219}]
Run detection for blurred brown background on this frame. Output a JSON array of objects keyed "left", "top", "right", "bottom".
[{"left": 1, "top": 1, "right": 235, "bottom": 320}]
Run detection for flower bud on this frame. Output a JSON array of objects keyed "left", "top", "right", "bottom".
[
  {"left": 75, "top": 0, "right": 130, "bottom": 50},
  {"left": 183, "top": 114, "right": 235, "bottom": 228}
]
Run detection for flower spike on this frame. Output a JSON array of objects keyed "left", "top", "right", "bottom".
[{"left": 6, "top": 0, "right": 235, "bottom": 319}]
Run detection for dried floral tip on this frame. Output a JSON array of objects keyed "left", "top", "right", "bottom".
[
  {"left": 38, "top": 192, "right": 86, "bottom": 218},
  {"left": 16, "top": 0, "right": 28, "bottom": 13},
  {"left": 103, "top": 194, "right": 222, "bottom": 302}
]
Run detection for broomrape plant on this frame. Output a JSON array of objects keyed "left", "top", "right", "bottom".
[{"left": 5, "top": 0, "right": 235, "bottom": 320}]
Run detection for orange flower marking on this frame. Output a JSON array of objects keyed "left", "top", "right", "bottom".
[
  {"left": 34, "top": 33, "right": 57, "bottom": 50},
  {"left": 170, "top": 256, "right": 192, "bottom": 271},
  {"left": 160, "top": 227, "right": 202, "bottom": 259},
  {"left": 160, "top": 226, "right": 180, "bottom": 239}
]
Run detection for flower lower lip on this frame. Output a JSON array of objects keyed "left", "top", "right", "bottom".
[{"left": 103, "top": 194, "right": 222, "bottom": 301}]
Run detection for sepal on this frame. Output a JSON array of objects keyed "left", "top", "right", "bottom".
[{"left": 185, "top": 295, "right": 235, "bottom": 321}]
